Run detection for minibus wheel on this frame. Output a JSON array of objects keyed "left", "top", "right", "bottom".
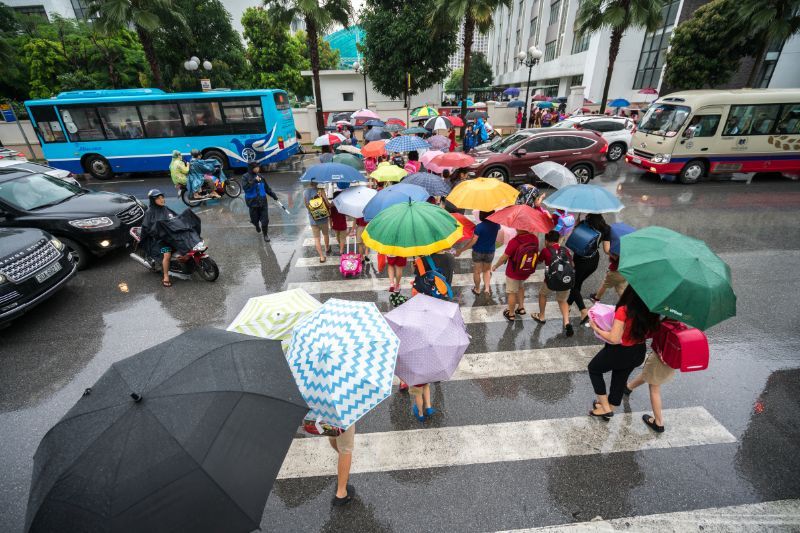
[{"left": 679, "top": 160, "right": 705, "bottom": 184}]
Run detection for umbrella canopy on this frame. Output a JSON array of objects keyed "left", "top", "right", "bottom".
[
  {"left": 386, "top": 117, "right": 406, "bottom": 127},
  {"left": 638, "top": 87, "right": 658, "bottom": 95},
  {"left": 370, "top": 162, "right": 408, "bottom": 183},
  {"left": 430, "top": 152, "right": 475, "bottom": 168},
  {"left": 609, "top": 98, "right": 630, "bottom": 108},
  {"left": 609, "top": 222, "right": 635, "bottom": 256},
  {"left": 314, "top": 133, "right": 345, "bottom": 147},
  {"left": 351, "top": 108, "right": 380, "bottom": 120},
  {"left": 425, "top": 116, "right": 453, "bottom": 131},
  {"left": 619, "top": 226, "right": 736, "bottom": 330},
  {"left": 411, "top": 106, "right": 439, "bottom": 118},
  {"left": 300, "top": 162, "right": 364, "bottom": 183},
  {"left": 287, "top": 299, "right": 400, "bottom": 429},
  {"left": 531, "top": 161, "right": 578, "bottom": 189},
  {"left": 457, "top": 99, "right": 475, "bottom": 107},
  {"left": 448, "top": 115, "right": 465, "bottom": 127},
  {"left": 385, "top": 135, "right": 430, "bottom": 152},
  {"left": 466, "top": 110, "right": 488, "bottom": 120},
  {"left": 363, "top": 183, "right": 429, "bottom": 221},
  {"left": 536, "top": 101, "right": 555, "bottom": 109},
  {"left": 543, "top": 184, "right": 624, "bottom": 213},
  {"left": 474, "top": 102, "right": 487, "bottom": 108},
  {"left": 335, "top": 144, "right": 363, "bottom": 156},
  {"left": 533, "top": 94, "right": 548, "bottom": 101},
  {"left": 402, "top": 126, "right": 429, "bottom": 135},
  {"left": 450, "top": 212, "right": 475, "bottom": 242},
  {"left": 332, "top": 153, "right": 365, "bottom": 170},
  {"left": 503, "top": 87, "right": 520, "bottom": 96},
  {"left": 361, "top": 140, "right": 387, "bottom": 158},
  {"left": 555, "top": 96, "right": 568, "bottom": 103},
  {"left": 332, "top": 184, "right": 377, "bottom": 218},
  {"left": 365, "top": 127, "right": 390, "bottom": 141},
  {"left": 363, "top": 119, "right": 385, "bottom": 127},
  {"left": 420, "top": 150, "right": 444, "bottom": 167},
  {"left": 363, "top": 200, "right": 463, "bottom": 257},
  {"left": 403, "top": 171, "right": 452, "bottom": 196},
  {"left": 384, "top": 123, "right": 404, "bottom": 132},
  {"left": 447, "top": 177, "right": 519, "bottom": 211},
  {"left": 507, "top": 100, "right": 525, "bottom": 108},
  {"left": 488, "top": 204, "right": 555, "bottom": 233},
  {"left": 26, "top": 328, "right": 308, "bottom": 533},
  {"left": 385, "top": 294, "right": 471, "bottom": 385},
  {"left": 427, "top": 134, "right": 451, "bottom": 151},
  {"left": 227, "top": 288, "right": 321, "bottom": 343}
]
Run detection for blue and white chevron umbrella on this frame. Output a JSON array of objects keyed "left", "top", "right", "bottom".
[
  {"left": 385, "top": 135, "right": 430, "bottom": 153},
  {"left": 286, "top": 299, "right": 400, "bottom": 429}
]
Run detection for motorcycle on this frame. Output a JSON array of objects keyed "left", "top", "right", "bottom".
[
  {"left": 128, "top": 227, "right": 220, "bottom": 282},
  {"left": 179, "top": 162, "right": 242, "bottom": 208}
]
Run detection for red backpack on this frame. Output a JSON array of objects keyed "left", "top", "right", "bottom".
[
  {"left": 651, "top": 320, "right": 709, "bottom": 372},
  {"left": 511, "top": 240, "right": 539, "bottom": 276}
]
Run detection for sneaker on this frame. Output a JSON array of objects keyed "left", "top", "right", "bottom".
[
  {"left": 332, "top": 484, "right": 355, "bottom": 506},
  {"left": 255, "top": 224, "right": 261, "bottom": 234},
  {"left": 564, "top": 323, "right": 574, "bottom": 337}
]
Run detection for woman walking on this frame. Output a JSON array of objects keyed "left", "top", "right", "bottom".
[
  {"left": 587, "top": 286, "right": 660, "bottom": 420},
  {"left": 567, "top": 213, "right": 611, "bottom": 325},
  {"left": 303, "top": 182, "right": 331, "bottom": 262}
]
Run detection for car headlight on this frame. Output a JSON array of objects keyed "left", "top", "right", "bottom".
[
  {"left": 651, "top": 153, "right": 671, "bottom": 164},
  {"left": 68, "top": 217, "right": 114, "bottom": 229},
  {"left": 193, "top": 241, "right": 206, "bottom": 251},
  {"left": 51, "top": 238, "right": 64, "bottom": 250}
]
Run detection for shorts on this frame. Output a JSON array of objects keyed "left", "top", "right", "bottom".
[
  {"left": 539, "top": 283, "right": 569, "bottom": 302},
  {"left": 602, "top": 269, "right": 628, "bottom": 295},
  {"left": 641, "top": 351, "right": 675, "bottom": 385},
  {"left": 505, "top": 277, "right": 526, "bottom": 292},
  {"left": 387, "top": 256, "right": 407, "bottom": 267},
  {"left": 334, "top": 229, "right": 347, "bottom": 241},
  {"left": 409, "top": 384, "right": 427, "bottom": 397},
  {"left": 159, "top": 246, "right": 172, "bottom": 254},
  {"left": 328, "top": 424, "right": 355, "bottom": 454},
  {"left": 472, "top": 250, "right": 494, "bottom": 264},
  {"left": 309, "top": 216, "right": 330, "bottom": 228},
  {"left": 311, "top": 221, "right": 330, "bottom": 236}
]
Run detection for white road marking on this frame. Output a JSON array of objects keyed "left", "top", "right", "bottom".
[
  {"left": 460, "top": 301, "right": 589, "bottom": 324},
  {"left": 495, "top": 499, "right": 800, "bottom": 532},
  {"left": 277, "top": 407, "right": 735, "bottom": 479},
  {"left": 295, "top": 254, "right": 473, "bottom": 267},
  {"left": 288, "top": 271, "right": 544, "bottom": 294}
]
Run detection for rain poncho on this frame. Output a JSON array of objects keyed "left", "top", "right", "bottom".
[
  {"left": 187, "top": 158, "right": 225, "bottom": 195},
  {"left": 141, "top": 202, "right": 202, "bottom": 258},
  {"left": 474, "top": 118, "right": 489, "bottom": 144},
  {"left": 169, "top": 154, "right": 189, "bottom": 186}
]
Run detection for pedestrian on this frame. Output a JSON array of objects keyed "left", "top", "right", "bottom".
[
  {"left": 354, "top": 216, "right": 370, "bottom": 264},
  {"left": 587, "top": 286, "right": 660, "bottom": 420},
  {"left": 404, "top": 150, "right": 421, "bottom": 173},
  {"left": 319, "top": 144, "right": 334, "bottom": 163},
  {"left": 567, "top": 213, "right": 611, "bottom": 325},
  {"left": 303, "top": 182, "right": 331, "bottom": 262},
  {"left": 242, "top": 162, "right": 279, "bottom": 242},
  {"left": 625, "top": 347, "right": 673, "bottom": 433},
  {"left": 364, "top": 156, "right": 378, "bottom": 175},
  {"left": 329, "top": 190, "right": 348, "bottom": 254},
  {"left": 328, "top": 424, "right": 356, "bottom": 506},
  {"left": 448, "top": 128, "right": 457, "bottom": 152},
  {"left": 541, "top": 109, "right": 553, "bottom": 127},
  {"left": 589, "top": 250, "right": 628, "bottom": 303},
  {"left": 492, "top": 229, "right": 539, "bottom": 322},
  {"left": 516, "top": 108, "right": 523, "bottom": 129},
  {"left": 532, "top": 230, "right": 574, "bottom": 336},
  {"left": 409, "top": 383, "right": 435, "bottom": 422},
  {"left": 455, "top": 210, "right": 500, "bottom": 295},
  {"left": 386, "top": 254, "right": 407, "bottom": 293}
]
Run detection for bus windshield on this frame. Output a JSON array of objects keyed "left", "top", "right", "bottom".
[{"left": 639, "top": 104, "right": 691, "bottom": 137}]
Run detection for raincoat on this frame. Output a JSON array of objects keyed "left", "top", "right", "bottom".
[
  {"left": 169, "top": 156, "right": 189, "bottom": 186},
  {"left": 474, "top": 118, "right": 489, "bottom": 144},
  {"left": 187, "top": 158, "right": 218, "bottom": 195},
  {"left": 141, "top": 204, "right": 202, "bottom": 258}
]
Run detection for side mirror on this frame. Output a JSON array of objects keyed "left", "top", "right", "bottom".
[
  {"left": 514, "top": 148, "right": 528, "bottom": 157},
  {"left": 683, "top": 126, "right": 696, "bottom": 139}
]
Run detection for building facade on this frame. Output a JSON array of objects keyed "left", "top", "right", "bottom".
[
  {"left": 449, "top": 22, "right": 490, "bottom": 71},
  {"left": 2, "top": 0, "right": 89, "bottom": 20},
  {"left": 486, "top": 0, "right": 800, "bottom": 106}
]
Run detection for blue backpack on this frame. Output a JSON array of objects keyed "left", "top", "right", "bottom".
[
  {"left": 565, "top": 222, "right": 601, "bottom": 258},
  {"left": 412, "top": 256, "right": 453, "bottom": 300}
]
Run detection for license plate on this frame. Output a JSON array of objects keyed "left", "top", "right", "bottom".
[
  {"left": 631, "top": 157, "right": 642, "bottom": 164},
  {"left": 35, "top": 262, "right": 62, "bottom": 283}
]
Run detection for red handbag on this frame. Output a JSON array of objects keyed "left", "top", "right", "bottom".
[
  {"left": 652, "top": 320, "right": 709, "bottom": 372},
  {"left": 303, "top": 418, "right": 343, "bottom": 437}
]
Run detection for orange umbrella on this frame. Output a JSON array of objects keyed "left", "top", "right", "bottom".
[
  {"left": 450, "top": 212, "right": 475, "bottom": 243},
  {"left": 488, "top": 205, "right": 555, "bottom": 234},
  {"left": 361, "top": 141, "right": 387, "bottom": 158}
]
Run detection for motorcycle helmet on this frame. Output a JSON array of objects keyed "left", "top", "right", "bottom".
[
  {"left": 147, "top": 189, "right": 164, "bottom": 205},
  {"left": 190, "top": 149, "right": 201, "bottom": 158}
]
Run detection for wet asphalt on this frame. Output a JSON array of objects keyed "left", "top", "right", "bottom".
[{"left": 1, "top": 156, "right": 799, "bottom": 532}]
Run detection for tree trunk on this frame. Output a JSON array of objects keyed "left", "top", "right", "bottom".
[
  {"left": 746, "top": 37, "right": 770, "bottom": 88},
  {"left": 460, "top": 14, "right": 475, "bottom": 139},
  {"left": 599, "top": 27, "right": 622, "bottom": 115},
  {"left": 136, "top": 25, "right": 163, "bottom": 89},
  {"left": 306, "top": 17, "right": 326, "bottom": 137}
]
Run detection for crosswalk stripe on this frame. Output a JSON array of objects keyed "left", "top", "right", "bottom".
[
  {"left": 495, "top": 499, "right": 800, "bottom": 532},
  {"left": 295, "top": 254, "right": 473, "bottom": 268},
  {"left": 277, "top": 407, "right": 735, "bottom": 479},
  {"left": 460, "top": 301, "right": 588, "bottom": 324},
  {"left": 288, "top": 271, "right": 544, "bottom": 294}
]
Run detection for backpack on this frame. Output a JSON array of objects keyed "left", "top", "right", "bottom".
[
  {"left": 412, "top": 256, "right": 453, "bottom": 300},
  {"left": 651, "top": 320, "right": 709, "bottom": 372},
  {"left": 553, "top": 211, "right": 575, "bottom": 236},
  {"left": 510, "top": 240, "right": 538, "bottom": 276},
  {"left": 306, "top": 193, "right": 329, "bottom": 221},
  {"left": 544, "top": 246, "right": 575, "bottom": 291},
  {"left": 565, "top": 222, "right": 601, "bottom": 257}
]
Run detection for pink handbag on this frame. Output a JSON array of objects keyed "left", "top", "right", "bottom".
[{"left": 588, "top": 303, "right": 615, "bottom": 342}]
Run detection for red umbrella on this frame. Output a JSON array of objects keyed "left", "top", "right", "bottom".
[
  {"left": 638, "top": 87, "right": 658, "bottom": 95},
  {"left": 430, "top": 152, "right": 475, "bottom": 168},
  {"left": 448, "top": 116, "right": 465, "bottom": 127},
  {"left": 533, "top": 95, "right": 548, "bottom": 101},
  {"left": 450, "top": 212, "right": 475, "bottom": 242},
  {"left": 387, "top": 117, "right": 406, "bottom": 127},
  {"left": 488, "top": 205, "right": 554, "bottom": 234}
]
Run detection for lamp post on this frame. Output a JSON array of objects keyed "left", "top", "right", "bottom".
[
  {"left": 183, "top": 56, "right": 213, "bottom": 89},
  {"left": 516, "top": 46, "right": 543, "bottom": 126},
  {"left": 353, "top": 60, "right": 368, "bottom": 108}
]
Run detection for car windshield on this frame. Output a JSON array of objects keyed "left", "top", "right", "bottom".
[
  {"left": 638, "top": 104, "right": 691, "bottom": 137},
  {"left": 488, "top": 132, "right": 533, "bottom": 152},
  {"left": 0, "top": 173, "right": 81, "bottom": 210}
]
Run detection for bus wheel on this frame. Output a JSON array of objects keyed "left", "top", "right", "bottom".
[
  {"left": 203, "top": 149, "right": 228, "bottom": 170},
  {"left": 679, "top": 160, "right": 705, "bottom": 184},
  {"left": 84, "top": 155, "right": 113, "bottom": 180}
]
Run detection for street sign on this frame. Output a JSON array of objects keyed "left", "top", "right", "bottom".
[
  {"left": 0, "top": 103, "right": 16, "bottom": 122},
  {"left": 200, "top": 79, "right": 212, "bottom": 91}
]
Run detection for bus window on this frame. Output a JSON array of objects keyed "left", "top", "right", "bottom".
[
  {"left": 139, "top": 103, "right": 184, "bottom": 138},
  {"left": 29, "top": 106, "right": 66, "bottom": 143},
  {"left": 179, "top": 101, "right": 225, "bottom": 136},
  {"left": 97, "top": 106, "right": 144, "bottom": 139},
  {"left": 685, "top": 115, "right": 721, "bottom": 137},
  {"left": 638, "top": 104, "right": 690, "bottom": 137},
  {"left": 273, "top": 92, "right": 290, "bottom": 111},
  {"left": 59, "top": 108, "right": 106, "bottom": 141},
  {"left": 724, "top": 104, "right": 781, "bottom": 135},
  {"left": 220, "top": 99, "right": 265, "bottom": 134},
  {"left": 776, "top": 104, "right": 800, "bottom": 134}
]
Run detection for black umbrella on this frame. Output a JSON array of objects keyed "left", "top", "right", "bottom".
[
  {"left": 331, "top": 112, "right": 353, "bottom": 123},
  {"left": 26, "top": 328, "right": 308, "bottom": 533},
  {"left": 365, "top": 127, "right": 390, "bottom": 141},
  {"left": 466, "top": 111, "right": 488, "bottom": 120}
]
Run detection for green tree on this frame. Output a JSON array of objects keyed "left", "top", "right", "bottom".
[
  {"left": 241, "top": 7, "right": 305, "bottom": 94},
  {"left": 294, "top": 29, "right": 340, "bottom": 99},
  {"left": 736, "top": 0, "right": 800, "bottom": 87},
  {"left": 576, "top": 0, "right": 665, "bottom": 113},
  {"left": 361, "top": 0, "right": 457, "bottom": 103},
  {"left": 445, "top": 68, "right": 464, "bottom": 92},
  {"left": 263, "top": 0, "right": 351, "bottom": 135},
  {"left": 0, "top": 5, "right": 30, "bottom": 100},
  {"left": 444, "top": 52, "right": 492, "bottom": 92},
  {"left": 431, "top": 0, "right": 510, "bottom": 123}
]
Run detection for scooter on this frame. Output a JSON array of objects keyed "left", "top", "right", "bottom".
[
  {"left": 128, "top": 227, "right": 220, "bottom": 282},
  {"left": 179, "top": 163, "right": 242, "bottom": 207}
]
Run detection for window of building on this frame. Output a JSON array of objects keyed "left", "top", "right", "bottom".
[
  {"left": 632, "top": 0, "right": 680, "bottom": 90},
  {"left": 29, "top": 106, "right": 65, "bottom": 143},
  {"left": 97, "top": 106, "right": 145, "bottom": 139},
  {"left": 516, "top": 29, "right": 522, "bottom": 53},
  {"left": 138, "top": 103, "right": 183, "bottom": 138},
  {"left": 342, "top": 92, "right": 354, "bottom": 102},
  {"left": 11, "top": 5, "right": 48, "bottom": 19},
  {"left": 570, "top": 74, "right": 584, "bottom": 86},
  {"left": 70, "top": 0, "right": 91, "bottom": 20},
  {"left": 220, "top": 99, "right": 265, "bottom": 134},
  {"left": 757, "top": 38, "right": 786, "bottom": 88},
  {"left": 548, "top": 0, "right": 561, "bottom": 25},
  {"left": 179, "top": 101, "right": 226, "bottom": 136},
  {"left": 544, "top": 40, "right": 557, "bottom": 61},
  {"left": 528, "top": 16, "right": 539, "bottom": 47},
  {"left": 724, "top": 104, "right": 783, "bottom": 136},
  {"left": 59, "top": 108, "right": 105, "bottom": 141}
]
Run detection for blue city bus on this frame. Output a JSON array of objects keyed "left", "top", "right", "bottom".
[{"left": 24, "top": 88, "right": 299, "bottom": 179}]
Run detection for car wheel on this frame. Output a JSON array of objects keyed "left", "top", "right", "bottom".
[
  {"left": 60, "top": 238, "right": 91, "bottom": 270},
  {"left": 607, "top": 142, "right": 625, "bottom": 162},
  {"left": 203, "top": 149, "right": 228, "bottom": 170},
  {"left": 83, "top": 155, "right": 113, "bottom": 180},
  {"left": 484, "top": 167, "right": 508, "bottom": 182},
  {"left": 679, "top": 160, "right": 705, "bottom": 184},
  {"left": 571, "top": 163, "right": 593, "bottom": 184}
]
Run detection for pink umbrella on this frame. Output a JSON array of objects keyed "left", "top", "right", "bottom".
[
  {"left": 351, "top": 108, "right": 379, "bottom": 120},
  {"left": 427, "top": 135, "right": 450, "bottom": 152},
  {"left": 420, "top": 149, "right": 444, "bottom": 170},
  {"left": 638, "top": 87, "right": 658, "bottom": 95},
  {"left": 533, "top": 95, "right": 548, "bottom": 101}
]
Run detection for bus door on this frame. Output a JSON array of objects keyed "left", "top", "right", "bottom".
[
  {"left": 27, "top": 105, "right": 67, "bottom": 145},
  {"left": 674, "top": 106, "right": 723, "bottom": 165}
]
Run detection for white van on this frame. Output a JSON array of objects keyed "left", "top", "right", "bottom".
[{"left": 625, "top": 89, "right": 800, "bottom": 183}]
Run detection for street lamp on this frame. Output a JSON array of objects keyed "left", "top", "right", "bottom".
[
  {"left": 517, "top": 46, "right": 543, "bottom": 126},
  {"left": 184, "top": 56, "right": 212, "bottom": 86},
  {"left": 353, "top": 60, "right": 368, "bottom": 108}
]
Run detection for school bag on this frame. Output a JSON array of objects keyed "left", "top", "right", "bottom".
[
  {"left": 565, "top": 222, "right": 601, "bottom": 257},
  {"left": 339, "top": 233, "right": 362, "bottom": 278},
  {"left": 651, "top": 320, "right": 709, "bottom": 372},
  {"left": 544, "top": 246, "right": 575, "bottom": 291},
  {"left": 306, "top": 193, "right": 329, "bottom": 221},
  {"left": 553, "top": 211, "right": 575, "bottom": 237},
  {"left": 510, "top": 240, "right": 538, "bottom": 276},
  {"left": 412, "top": 256, "right": 453, "bottom": 300},
  {"left": 303, "top": 418, "right": 343, "bottom": 437}
]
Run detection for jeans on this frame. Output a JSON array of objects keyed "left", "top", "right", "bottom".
[
  {"left": 249, "top": 204, "right": 269, "bottom": 232},
  {"left": 588, "top": 343, "right": 646, "bottom": 406},
  {"left": 568, "top": 252, "right": 599, "bottom": 311}
]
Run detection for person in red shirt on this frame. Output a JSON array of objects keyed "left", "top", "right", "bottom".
[
  {"left": 532, "top": 231, "right": 573, "bottom": 336},
  {"left": 587, "top": 286, "right": 660, "bottom": 420},
  {"left": 491, "top": 229, "right": 539, "bottom": 321},
  {"left": 329, "top": 191, "right": 349, "bottom": 254},
  {"left": 448, "top": 128, "right": 457, "bottom": 152}
]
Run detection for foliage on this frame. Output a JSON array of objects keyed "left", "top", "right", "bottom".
[
  {"left": 734, "top": 0, "right": 800, "bottom": 86},
  {"left": 445, "top": 52, "right": 493, "bottom": 91},
  {"left": 241, "top": 7, "right": 305, "bottom": 94},
  {"left": 361, "top": 0, "right": 457, "bottom": 100},
  {"left": 294, "top": 30, "right": 340, "bottom": 98}
]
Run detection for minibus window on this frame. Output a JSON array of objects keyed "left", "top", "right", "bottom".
[
  {"left": 685, "top": 115, "right": 721, "bottom": 138},
  {"left": 639, "top": 104, "right": 690, "bottom": 137},
  {"left": 776, "top": 104, "right": 800, "bottom": 134},
  {"left": 724, "top": 104, "right": 781, "bottom": 135}
]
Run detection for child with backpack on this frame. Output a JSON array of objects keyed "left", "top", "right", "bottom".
[
  {"left": 565, "top": 213, "right": 611, "bottom": 325},
  {"left": 589, "top": 252, "right": 628, "bottom": 303},
  {"left": 386, "top": 255, "right": 407, "bottom": 293},
  {"left": 329, "top": 191, "right": 348, "bottom": 254},
  {"left": 304, "top": 182, "right": 331, "bottom": 263},
  {"left": 491, "top": 229, "right": 539, "bottom": 322},
  {"left": 532, "top": 230, "right": 575, "bottom": 336}
]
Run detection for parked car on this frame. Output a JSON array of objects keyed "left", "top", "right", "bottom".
[
  {"left": 0, "top": 160, "right": 80, "bottom": 186},
  {"left": 0, "top": 170, "right": 145, "bottom": 269},
  {"left": 0, "top": 147, "right": 27, "bottom": 161},
  {"left": 0, "top": 227, "right": 76, "bottom": 324},
  {"left": 468, "top": 128, "right": 608, "bottom": 184},
  {"left": 553, "top": 116, "right": 635, "bottom": 162}
]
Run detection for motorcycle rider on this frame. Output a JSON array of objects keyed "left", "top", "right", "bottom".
[
  {"left": 169, "top": 150, "right": 189, "bottom": 188},
  {"left": 187, "top": 149, "right": 221, "bottom": 200},
  {"left": 242, "top": 161, "right": 280, "bottom": 242},
  {"left": 141, "top": 189, "right": 178, "bottom": 287}
]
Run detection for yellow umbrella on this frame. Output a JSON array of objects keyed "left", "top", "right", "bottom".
[
  {"left": 371, "top": 162, "right": 408, "bottom": 182},
  {"left": 446, "top": 177, "right": 519, "bottom": 211}
]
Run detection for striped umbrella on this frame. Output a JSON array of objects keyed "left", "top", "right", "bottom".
[
  {"left": 411, "top": 106, "right": 439, "bottom": 118},
  {"left": 314, "top": 133, "right": 345, "bottom": 147},
  {"left": 385, "top": 135, "right": 430, "bottom": 153},
  {"left": 424, "top": 116, "right": 453, "bottom": 131},
  {"left": 403, "top": 172, "right": 451, "bottom": 196},
  {"left": 227, "top": 288, "right": 321, "bottom": 346}
]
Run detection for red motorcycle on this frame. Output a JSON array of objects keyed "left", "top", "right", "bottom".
[{"left": 128, "top": 227, "right": 219, "bottom": 282}]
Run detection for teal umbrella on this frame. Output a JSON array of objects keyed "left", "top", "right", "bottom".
[{"left": 332, "top": 153, "right": 365, "bottom": 170}]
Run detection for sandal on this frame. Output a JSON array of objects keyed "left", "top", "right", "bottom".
[
  {"left": 319, "top": 256, "right": 326, "bottom": 263},
  {"left": 162, "top": 279, "right": 172, "bottom": 288},
  {"left": 624, "top": 386, "right": 633, "bottom": 396},
  {"left": 471, "top": 287, "right": 481, "bottom": 295},
  {"left": 502, "top": 309, "right": 515, "bottom": 322},
  {"left": 589, "top": 407, "right": 614, "bottom": 421},
  {"left": 531, "top": 312, "right": 546, "bottom": 324},
  {"left": 642, "top": 414, "right": 665, "bottom": 433},
  {"left": 515, "top": 308, "right": 527, "bottom": 315},
  {"left": 579, "top": 315, "right": 590, "bottom": 325}
]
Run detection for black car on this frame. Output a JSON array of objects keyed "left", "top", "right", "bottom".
[
  {"left": 0, "top": 227, "right": 76, "bottom": 323},
  {"left": 0, "top": 169, "right": 145, "bottom": 268}
]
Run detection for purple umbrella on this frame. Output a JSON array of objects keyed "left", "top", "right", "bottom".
[
  {"left": 384, "top": 294, "right": 470, "bottom": 385},
  {"left": 427, "top": 134, "right": 450, "bottom": 152}
]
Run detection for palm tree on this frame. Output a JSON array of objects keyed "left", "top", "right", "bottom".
[
  {"left": 88, "top": 0, "right": 176, "bottom": 88},
  {"left": 736, "top": 0, "right": 800, "bottom": 87},
  {"left": 576, "top": 0, "right": 665, "bottom": 114},
  {"left": 264, "top": 0, "right": 351, "bottom": 136},
  {"left": 432, "top": 0, "right": 511, "bottom": 127}
]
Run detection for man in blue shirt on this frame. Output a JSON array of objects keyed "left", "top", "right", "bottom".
[
  {"left": 455, "top": 211, "right": 500, "bottom": 295},
  {"left": 242, "top": 162, "right": 279, "bottom": 242}
]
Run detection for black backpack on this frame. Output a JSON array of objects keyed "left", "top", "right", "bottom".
[{"left": 545, "top": 246, "right": 575, "bottom": 291}]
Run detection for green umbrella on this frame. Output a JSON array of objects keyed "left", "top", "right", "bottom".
[
  {"left": 362, "top": 201, "right": 463, "bottom": 257},
  {"left": 618, "top": 226, "right": 736, "bottom": 330},
  {"left": 332, "top": 153, "right": 365, "bottom": 171}
]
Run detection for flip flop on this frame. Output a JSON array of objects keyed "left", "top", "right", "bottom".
[
  {"left": 162, "top": 280, "right": 172, "bottom": 288},
  {"left": 531, "top": 312, "right": 546, "bottom": 324},
  {"left": 471, "top": 287, "right": 481, "bottom": 295},
  {"left": 502, "top": 309, "right": 515, "bottom": 322},
  {"left": 515, "top": 308, "right": 527, "bottom": 315}
]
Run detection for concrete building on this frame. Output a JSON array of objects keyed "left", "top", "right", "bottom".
[
  {"left": 486, "top": 0, "right": 800, "bottom": 106},
  {"left": 449, "top": 22, "right": 490, "bottom": 71},
  {"left": 2, "top": 0, "right": 90, "bottom": 20}
]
